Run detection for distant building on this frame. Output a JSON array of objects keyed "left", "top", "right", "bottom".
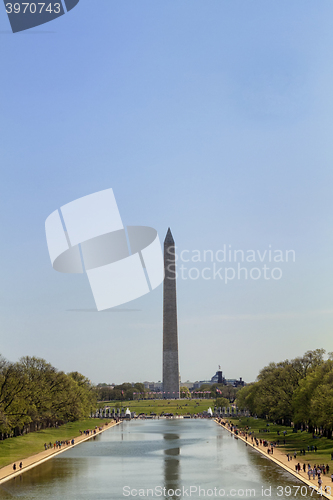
[
  {"left": 210, "top": 370, "right": 225, "bottom": 385},
  {"left": 143, "top": 381, "right": 163, "bottom": 391},
  {"left": 192, "top": 368, "right": 245, "bottom": 389},
  {"left": 96, "top": 383, "right": 115, "bottom": 390},
  {"left": 141, "top": 373, "right": 245, "bottom": 392},
  {"left": 180, "top": 380, "right": 194, "bottom": 389},
  {"left": 225, "top": 377, "right": 245, "bottom": 388},
  {"left": 192, "top": 380, "right": 210, "bottom": 389}
]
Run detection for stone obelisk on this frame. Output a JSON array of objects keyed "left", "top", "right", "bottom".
[{"left": 163, "top": 228, "right": 180, "bottom": 399}]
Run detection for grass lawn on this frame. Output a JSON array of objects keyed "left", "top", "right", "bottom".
[
  {"left": 98, "top": 398, "right": 215, "bottom": 416},
  {"left": 0, "top": 418, "right": 110, "bottom": 469},
  {"left": 228, "top": 417, "right": 333, "bottom": 466}
]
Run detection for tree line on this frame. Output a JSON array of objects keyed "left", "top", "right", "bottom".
[
  {"left": 97, "top": 382, "right": 146, "bottom": 401},
  {"left": 198, "top": 383, "right": 239, "bottom": 401},
  {"left": 236, "top": 349, "right": 333, "bottom": 437},
  {"left": 0, "top": 354, "right": 97, "bottom": 440},
  {"left": 96, "top": 382, "right": 239, "bottom": 402}
]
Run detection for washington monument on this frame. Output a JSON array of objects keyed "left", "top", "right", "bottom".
[{"left": 163, "top": 228, "right": 180, "bottom": 399}]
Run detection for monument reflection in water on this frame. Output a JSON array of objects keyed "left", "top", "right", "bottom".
[
  {"left": 1, "top": 419, "right": 309, "bottom": 500},
  {"left": 164, "top": 432, "right": 180, "bottom": 499}
]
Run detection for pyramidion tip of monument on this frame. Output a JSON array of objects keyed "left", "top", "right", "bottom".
[{"left": 164, "top": 227, "right": 174, "bottom": 244}]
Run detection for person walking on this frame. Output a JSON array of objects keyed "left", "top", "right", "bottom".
[
  {"left": 12, "top": 464, "right": 16, "bottom": 472},
  {"left": 19, "top": 462, "right": 22, "bottom": 470},
  {"left": 318, "top": 477, "right": 322, "bottom": 491}
]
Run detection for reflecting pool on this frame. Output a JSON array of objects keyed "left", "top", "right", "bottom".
[{"left": 0, "top": 419, "right": 306, "bottom": 499}]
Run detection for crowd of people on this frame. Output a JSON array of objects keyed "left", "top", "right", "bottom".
[
  {"left": 41, "top": 423, "right": 110, "bottom": 454},
  {"left": 43, "top": 439, "right": 75, "bottom": 450},
  {"left": 304, "top": 463, "right": 331, "bottom": 480},
  {"left": 79, "top": 426, "right": 105, "bottom": 436},
  {"left": 7, "top": 421, "right": 114, "bottom": 479},
  {"left": 216, "top": 418, "right": 333, "bottom": 492},
  {"left": 40, "top": 424, "right": 109, "bottom": 453}
]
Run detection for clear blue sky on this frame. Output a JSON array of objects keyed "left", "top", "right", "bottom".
[{"left": 1, "top": 0, "right": 332, "bottom": 384}]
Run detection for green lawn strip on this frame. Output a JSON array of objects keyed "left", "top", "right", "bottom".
[
  {"left": 0, "top": 418, "right": 110, "bottom": 469},
  {"left": 228, "top": 417, "right": 333, "bottom": 466},
  {"left": 98, "top": 398, "right": 214, "bottom": 416}
]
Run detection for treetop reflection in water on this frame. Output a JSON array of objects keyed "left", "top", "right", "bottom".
[{"left": 0, "top": 419, "right": 306, "bottom": 500}]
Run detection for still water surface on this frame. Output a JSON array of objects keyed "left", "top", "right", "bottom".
[{"left": 1, "top": 419, "right": 307, "bottom": 499}]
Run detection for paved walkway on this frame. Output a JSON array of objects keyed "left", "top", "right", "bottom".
[
  {"left": 0, "top": 420, "right": 121, "bottom": 486},
  {"left": 215, "top": 419, "right": 333, "bottom": 499}
]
